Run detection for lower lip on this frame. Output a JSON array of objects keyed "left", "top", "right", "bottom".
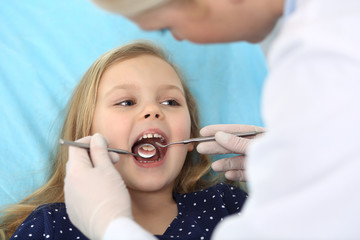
[{"left": 133, "top": 152, "right": 167, "bottom": 168}]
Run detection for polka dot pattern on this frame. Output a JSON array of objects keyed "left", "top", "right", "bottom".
[
  {"left": 156, "top": 183, "right": 247, "bottom": 240},
  {"left": 10, "top": 204, "right": 86, "bottom": 240},
  {"left": 10, "top": 183, "right": 247, "bottom": 240}
]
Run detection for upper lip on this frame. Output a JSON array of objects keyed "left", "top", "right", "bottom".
[{"left": 132, "top": 128, "right": 168, "bottom": 146}]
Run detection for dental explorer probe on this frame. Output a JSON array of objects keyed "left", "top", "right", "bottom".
[{"left": 155, "top": 131, "right": 264, "bottom": 148}]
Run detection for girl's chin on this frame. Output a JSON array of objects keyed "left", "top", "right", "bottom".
[{"left": 127, "top": 182, "right": 174, "bottom": 193}]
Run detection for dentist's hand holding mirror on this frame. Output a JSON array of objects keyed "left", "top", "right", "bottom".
[{"left": 64, "top": 133, "right": 133, "bottom": 240}]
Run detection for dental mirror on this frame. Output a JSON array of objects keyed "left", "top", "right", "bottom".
[{"left": 135, "top": 143, "right": 157, "bottom": 159}]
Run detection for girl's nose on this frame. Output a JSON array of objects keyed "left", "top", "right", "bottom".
[
  {"left": 142, "top": 103, "right": 163, "bottom": 120},
  {"left": 144, "top": 113, "right": 160, "bottom": 119}
]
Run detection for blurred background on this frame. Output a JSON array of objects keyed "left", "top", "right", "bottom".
[{"left": 0, "top": 0, "right": 268, "bottom": 208}]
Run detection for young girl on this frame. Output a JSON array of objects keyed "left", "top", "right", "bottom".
[{"left": 0, "top": 41, "right": 247, "bottom": 240}]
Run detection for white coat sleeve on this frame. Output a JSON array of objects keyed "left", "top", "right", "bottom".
[
  {"left": 103, "top": 218, "right": 156, "bottom": 240},
  {"left": 212, "top": 0, "right": 360, "bottom": 239}
]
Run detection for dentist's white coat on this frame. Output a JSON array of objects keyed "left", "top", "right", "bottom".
[{"left": 105, "top": 0, "right": 360, "bottom": 238}]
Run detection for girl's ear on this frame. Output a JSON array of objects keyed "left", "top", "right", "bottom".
[{"left": 187, "top": 143, "right": 194, "bottom": 152}]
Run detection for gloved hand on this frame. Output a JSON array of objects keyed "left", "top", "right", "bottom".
[
  {"left": 196, "top": 124, "right": 265, "bottom": 181},
  {"left": 64, "top": 133, "right": 132, "bottom": 240}
]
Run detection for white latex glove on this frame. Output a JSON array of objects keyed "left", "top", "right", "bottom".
[
  {"left": 196, "top": 124, "right": 265, "bottom": 181},
  {"left": 64, "top": 133, "right": 132, "bottom": 240}
]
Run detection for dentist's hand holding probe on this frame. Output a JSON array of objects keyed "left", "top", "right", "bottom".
[
  {"left": 64, "top": 133, "right": 132, "bottom": 240},
  {"left": 197, "top": 124, "right": 265, "bottom": 181}
]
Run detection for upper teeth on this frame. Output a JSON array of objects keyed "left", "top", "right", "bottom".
[{"left": 138, "top": 133, "right": 165, "bottom": 142}]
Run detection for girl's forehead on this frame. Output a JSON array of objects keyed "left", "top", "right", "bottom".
[
  {"left": 106, "top": 55, "right": 174, "bottom": 76},
  {"left": 99, "top": 55, "right": 185, "bottom": 92}
]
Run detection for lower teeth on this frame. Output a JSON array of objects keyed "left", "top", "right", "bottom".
[{"left": 138, "top": 158, "right": 162, "bottom": 163}]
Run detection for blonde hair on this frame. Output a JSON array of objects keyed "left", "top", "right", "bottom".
[
  {"left": 91, "top": 0, "right": 172, "bottom": 16},
  {"left": 0, "top": 40, "right": 218, "bottom": 239}
]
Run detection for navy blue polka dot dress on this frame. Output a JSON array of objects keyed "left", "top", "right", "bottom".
[{"left": 10, "top": 183, "right": 247, "bottom": 240}]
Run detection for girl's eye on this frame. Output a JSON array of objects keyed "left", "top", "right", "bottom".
[
  {"left": 161, "top": 99, "right": 180, "bottom": 106},
  {"left": 116, "top": 100, "right": 135, "bottom": 106},
  {"left": 158, "top": 28, "right": 169, "bottom": 35}
]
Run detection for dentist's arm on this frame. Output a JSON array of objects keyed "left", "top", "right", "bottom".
[
  {"left": 64, "top": 133, "right": 155, "bottom": 240},
  {"left": 197, "top": 124, "right": 264, "bottom": 181}
]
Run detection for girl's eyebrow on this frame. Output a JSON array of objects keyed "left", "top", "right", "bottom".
[
  {"left": 105, "top": 83, "right": 139, "bottom": 95},
  {"left": 158, "top": 84, "right": 185, "bottom": 95},
  {"left": 106, "top": 83, "right": 185, "bottom": 96}
]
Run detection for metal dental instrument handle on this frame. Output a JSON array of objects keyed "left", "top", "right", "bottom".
[
  {"left": 155, "top": 131, "right": 264, "bottom": 148},
  {"left": 59, "top": 139, "right": 142, "bottom": 157}
]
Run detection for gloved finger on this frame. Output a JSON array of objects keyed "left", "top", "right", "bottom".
[
  {"left": 200, "top": 124, "right": 264, "bottom": 138},
  {"left": 197, "top": 141, "right": 231, "bottom": 155},
  {"left": 197, "top": 133, "right": 252, "bottom": 155},
  {"left": 109, "top": 152, "right": 120, "bottom": 164},
  {"left": 91, "top": 135, "right": 119, "bottom": 164},
  {"left": 225, "top": 170, "right": 247, "bottom": 182},
  {"left": 211, "top": 155, "right": 246, "bottom": 172},
  {"left": 215, "top": 131, "right": 251, "bottom": 154},
  {"left": 66, "top": 136, "right": 93, "bottom": 171},
  {"left": 90, "top": 133, "right": 113, "bottom": 168}
]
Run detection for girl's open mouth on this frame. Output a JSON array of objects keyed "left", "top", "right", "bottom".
[{"left": 132, "top": 133, "right": 168, "bottom": 163}]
